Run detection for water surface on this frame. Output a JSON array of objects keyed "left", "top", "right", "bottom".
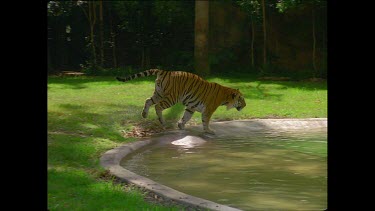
[{"left": 121, "top": 128, "right": 327, "bottom": 210}]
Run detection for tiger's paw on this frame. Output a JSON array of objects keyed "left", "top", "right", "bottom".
[
  {"left": 141, "top": 111, "right": 148, "bottom": 118},
  {"left": 204, "top": 128, "right": 216, "bottom": 135},
  {"left": 177, "top": 122, "right": 185, "bottom": 130}
]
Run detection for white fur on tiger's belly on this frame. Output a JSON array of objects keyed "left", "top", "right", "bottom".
[{"left": 171, "top": 136, "right": 206, "bottom": 148}]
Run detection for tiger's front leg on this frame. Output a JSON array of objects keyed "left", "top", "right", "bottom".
[
  {"left": 202, "top": 110, "right": 215, "bottom": 134},
  {"left": 178, "top": 108, "right": 195, "bottom": 130},
  {"left": 142, "top": 98, "right": 154, "bottom": 118}
]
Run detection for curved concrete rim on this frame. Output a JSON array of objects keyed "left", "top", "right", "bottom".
[{"left": 100, "top": 118, "right": 327, "bottom": 211}]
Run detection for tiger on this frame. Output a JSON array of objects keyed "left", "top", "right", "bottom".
[{"left": 116, "top": 69, "right": 246, "bottom": 134}]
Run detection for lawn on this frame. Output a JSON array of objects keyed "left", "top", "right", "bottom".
[{"left": 47, "top": 74, "right": 327, "bottom": 210}]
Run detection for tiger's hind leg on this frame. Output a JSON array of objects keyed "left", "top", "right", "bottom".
[
  {"left": 142, "top": 91, "right": 162, "bottom": 118},
  {"left": 178, "top": 108, "right": 195, "bottom": 130}
]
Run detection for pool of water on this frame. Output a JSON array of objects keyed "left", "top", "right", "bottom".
[{"left": 121, "top": 128, "right": 327, "bottom": 210}]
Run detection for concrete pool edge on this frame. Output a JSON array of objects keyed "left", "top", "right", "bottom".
[{"left": 100, "top": 118, "right": 327, "bottom": 211}]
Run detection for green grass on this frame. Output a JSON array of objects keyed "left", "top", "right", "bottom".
[
  {"left": 48, "top": 169, "right": 170, "bottom": 210},
  {"left": 48, "top": 74, "right": 326, "bottom": 210}
]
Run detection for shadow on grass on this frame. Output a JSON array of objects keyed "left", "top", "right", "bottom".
[
  {"left": 49, "top": 103, "right": 146, "bottom": 140},
  {"left": 48, "top": 104, "right": 132, "bottom": 169}
]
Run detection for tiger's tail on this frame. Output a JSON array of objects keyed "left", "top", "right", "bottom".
[{"left": 116, "top": 69, "right": 161, "bottom": 82}]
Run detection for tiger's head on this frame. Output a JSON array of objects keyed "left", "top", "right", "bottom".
[{"left": 224, "top": 89, "right": 246, "bottom": 111}]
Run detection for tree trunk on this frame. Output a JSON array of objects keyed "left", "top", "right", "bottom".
[
  {"left": 60, "top": 24, "right": 67, "bottom": 68},
  {"left": 79, "top": 2, "right": 98, "bottom": 69},
  {"left": 48, "top": 28, "right": 53, "bottom": 72},
  {"left": 109, "top": 14, "right": 117, "bottom": 68},
  {"left": 312, "top": 7, "right": 317, "bottom": 77},
  {"left": 56, "top": 22, "right": 63, "bottom": 69},
  {"left": 48, "top": 40, "right": 51, "bottom": 71},
  {"left": 90, "top": 26, "right": 96, "bottom": 68},
  {"left": 146, "top": 48, "right": 150, "bottom": 69},
  {"left": 141, "top": 47, "right": 145, "bottom": 70},
  {"left": 99, "top": 0, "right": 104, "bottom": 67},
  {"left": 194, "top": 0, "right": 210, "bottom": 76},
  {"left": 112, "top": 34, "right": 117, "bottom": 68},
  {"left": 261, "top": 0, "right": 267, "bottom": 67},
  {"left": 322, "top": 22, "right": 326, "bottom": 73},
  {"left": 251, "top": 16, "right": 255, "bottom": 68},
  {"left": 88, "top": 2, "right": 97, "bottom": 68}
]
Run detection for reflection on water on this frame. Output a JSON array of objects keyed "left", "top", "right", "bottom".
[{"left": 121, "top": 128, "right": 327, "bottom": 211}]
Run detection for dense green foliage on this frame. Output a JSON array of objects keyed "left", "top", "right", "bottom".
[{"left": 47, "top": 0, "right": 327, "bottom": 78}]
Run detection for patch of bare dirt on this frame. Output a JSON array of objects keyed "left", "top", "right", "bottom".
[
  {"left": 120, "top": 121, "right": 165, "bottom": 138},
  {"left": 120, "top": 119, "right": 202, "bottom": 138}
]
